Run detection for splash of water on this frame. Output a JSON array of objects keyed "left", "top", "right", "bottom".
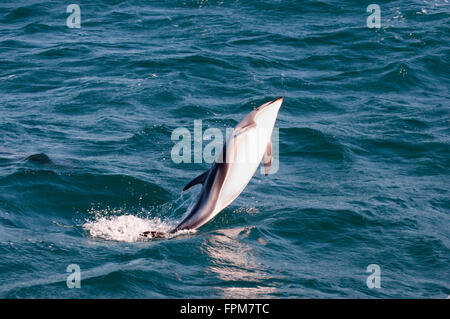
[
  {"left": 83, "top": 188, "right": 200, "bottom": 242},
  {"left": 83, "top": 214, "right": 176, "bottom": 242}
]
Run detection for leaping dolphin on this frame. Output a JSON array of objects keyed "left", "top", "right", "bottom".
[{"left": 141, "top": 97, "right": 283, "bottom": 239}]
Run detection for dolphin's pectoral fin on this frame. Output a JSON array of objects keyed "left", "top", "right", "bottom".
[
  {"left": 183, "top": 170, "right": 209, "bottom": 191},
  {"left": 262, "top": 141, "right": 273, "bottom": 176}
]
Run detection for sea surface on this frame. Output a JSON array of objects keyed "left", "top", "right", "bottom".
[{"left": 0, "top": 0, "right": 449, "bottom": 298}]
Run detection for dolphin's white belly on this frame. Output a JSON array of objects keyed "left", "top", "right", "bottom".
[{"left": 216, "top": 125, "right": 272, "bottom": 212}]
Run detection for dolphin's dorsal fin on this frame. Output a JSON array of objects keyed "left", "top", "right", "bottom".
[
  {"left": 262, "top": 141, "right": 273, "bottom": 176},
  {"left": 183, "top": 170, "right": 209, "bottom": 191}
]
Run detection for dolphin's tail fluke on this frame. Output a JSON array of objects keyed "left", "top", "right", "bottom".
[{"left": 140, "top": 230, "right": 167, "bottom": 239}]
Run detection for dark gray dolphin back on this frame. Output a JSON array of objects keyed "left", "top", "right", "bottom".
[{"left": 170, "top": 162, "right": 220, "bottom": 232}]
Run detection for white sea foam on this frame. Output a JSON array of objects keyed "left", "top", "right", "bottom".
[{"left": 83, "top": 214, "right": 179, "bottom": 242}]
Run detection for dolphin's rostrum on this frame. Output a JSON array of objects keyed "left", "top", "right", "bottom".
[{"left": 141, "top": 97, "right": 283, "bottom": 238}]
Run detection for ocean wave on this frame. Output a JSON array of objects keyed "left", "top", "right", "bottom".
[{"left": 281, "top": 127, "right": 348, "bottom": 161}]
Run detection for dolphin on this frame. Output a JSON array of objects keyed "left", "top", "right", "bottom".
[{"left": 141, "top": 97, "right": 283, "bottom": 239}]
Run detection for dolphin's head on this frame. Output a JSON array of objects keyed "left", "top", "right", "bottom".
[{"left": 253, "top": 96, "right": 283, "bottom": 131}]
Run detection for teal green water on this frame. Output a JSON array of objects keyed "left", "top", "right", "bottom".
[{"left": 0, "top": 0, "right": 449, "bottom": 298}]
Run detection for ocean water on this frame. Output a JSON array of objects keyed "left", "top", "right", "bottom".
[{"left": 0, "top": 0, "right": 449, "bottom": 298}]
